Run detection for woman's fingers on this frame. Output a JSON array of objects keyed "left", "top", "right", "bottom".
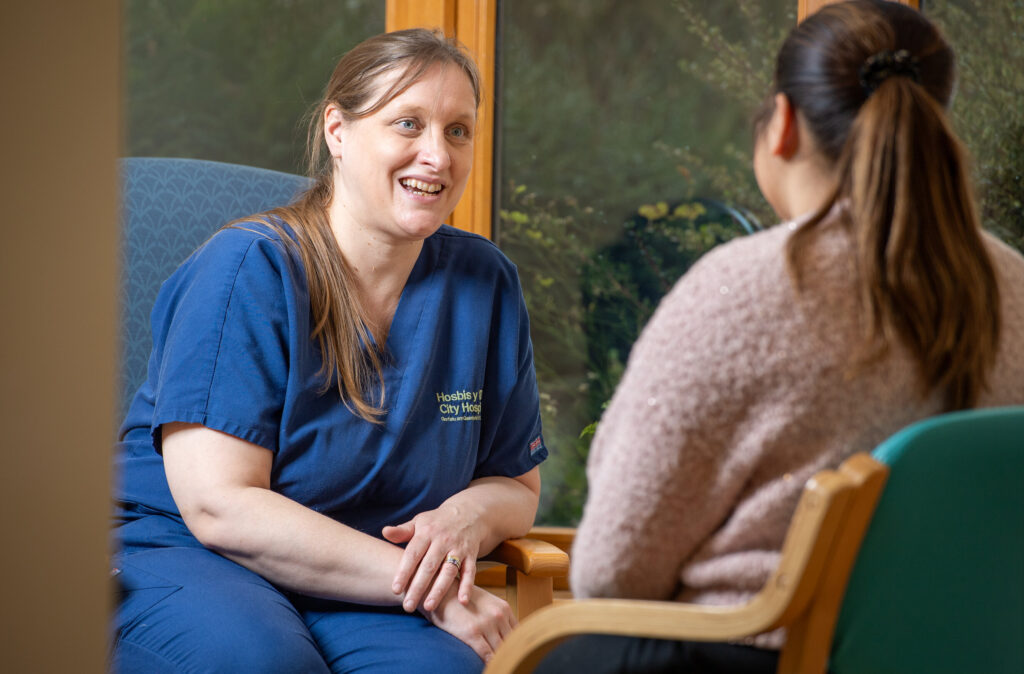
[
  {"left": 386, "top": 504, "right": 484, "bottom": 610},
  {"left": 480, "top": 624, "right": 502, "bottom": 660},
  {"left": 454, "top": 611, "right": 504, "bottom": 663},
  {"left": 382, "top": 521, "right": 414, "bottom": 544},
  {"left": 423, "top": 551, "right": 469, "bottom": 611},
  {"left": 391, "top": 531, "right": 428, "bottom": 596},
  {"left": 480, "top": 599, "right": 514, "bottom": 660},
  {"left": 466, "top": 634, "right": 494, "bottom": 662},
  {"left": 422, "top": 585, "right": 514, "bottom": 663},
  {"left": 403, "top": 545, "right": 449, "bottom": 611},
  {"left": 457, "top": 556, "right": 476, "bottom": 604}
]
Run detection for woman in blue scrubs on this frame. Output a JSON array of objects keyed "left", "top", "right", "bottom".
[{"left": 112, "top": 29, "right": 547, "bottom": 673}]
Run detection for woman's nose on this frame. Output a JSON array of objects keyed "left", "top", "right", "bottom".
[{"left": 416, "top": 127, "right": 451, "bottom": 170}]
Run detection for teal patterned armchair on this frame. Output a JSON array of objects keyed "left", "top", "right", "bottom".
[{"left": 119, "top": 157, "right": 310, "bottom": 417}]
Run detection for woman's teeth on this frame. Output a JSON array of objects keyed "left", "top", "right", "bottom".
[{"left": 400, "top": 178, "right": 443, "bottom": 195}]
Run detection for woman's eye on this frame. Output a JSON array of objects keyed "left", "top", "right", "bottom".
[
  {"left": 449, "top": 126, "right": 468, "bottom": 139},
  {"left": 397, "top": 119, "right": 416, "bottom": 131}
]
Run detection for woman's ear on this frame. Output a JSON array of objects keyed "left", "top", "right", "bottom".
[
  {"left": 324, "top": 104, "right": 345, "bottom": 159},
  {"left": 767, "top": 92, "right": 800, "bottom": 160}
]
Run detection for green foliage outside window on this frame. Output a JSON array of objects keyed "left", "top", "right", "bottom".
[
  {"left": 500, "top": 190, "right": 754, "bottom": 522},
  {"left": 928, "top": 1, "right": 1024, "bottom": 252},
  {"left": 125, "top": 0, "right": 383, "bottom": 173},
  {"left": 497, "top": 0, "right": 791, "bottom": 523}
]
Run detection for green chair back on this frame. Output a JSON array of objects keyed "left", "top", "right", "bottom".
[{"left": 831, "top": 406, "right": 1024, "bottom": 674}]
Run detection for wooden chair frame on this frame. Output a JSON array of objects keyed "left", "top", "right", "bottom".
[
  {"left": 483, "top": 535, "right": 571, "bottom": 619},
  {"left": 485, "top": 453, "right": 889, "bottom": 673}
]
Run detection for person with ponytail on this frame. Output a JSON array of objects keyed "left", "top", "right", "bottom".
[
  {"left": 112, "top": 29, "right": 547, "bottom": 673},
  {"left": 540, "top": 2, "right": 1024, "bottom": 672}
]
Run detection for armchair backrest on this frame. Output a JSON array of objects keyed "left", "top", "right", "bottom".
[
  {"left": 830, "top": 406, "right": 1024, "bottom": 674},
  {"left": 120, "top": 157, "right": 310, "bottom": 417}
]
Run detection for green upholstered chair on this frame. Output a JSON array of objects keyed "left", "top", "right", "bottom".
[
  {"left": 831, "top": 405, "right": 1024, "bottom": 674},
  {"left": 486, "top": 406, "right": 1024, "bottom": 673}
]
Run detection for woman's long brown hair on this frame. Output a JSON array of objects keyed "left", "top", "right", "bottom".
[
  {"left": 773, "top": 0, "right": 1000, "bottom": 410},
  {"left": 234, "top": 29, "right": 481, "bottom": 422}
]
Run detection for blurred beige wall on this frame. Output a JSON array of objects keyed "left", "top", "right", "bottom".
[{"left": 1, "top": 2, "right": 119, "bottom": 671}]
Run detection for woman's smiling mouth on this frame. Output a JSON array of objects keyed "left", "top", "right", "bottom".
[{"left": 399, "top": 178, "right": 444, "bottom": 196}]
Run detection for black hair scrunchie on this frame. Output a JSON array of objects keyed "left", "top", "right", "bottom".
[{"left": 859, "top": 49, "right": 921, "bottom": 97}]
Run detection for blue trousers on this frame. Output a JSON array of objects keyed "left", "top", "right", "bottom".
[{"left": 110, "top": 546, "right": 481, "bottom": 673}]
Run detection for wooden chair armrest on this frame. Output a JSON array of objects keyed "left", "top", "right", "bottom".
[
  {"left": 485, "top": 597, "right": 781, "bottom": 674},
  {"left": 479, "top": 538, "right": 569, "bottom": 621},
  {"left": 484, "top": 537, "right": 569, "bottom": 577},
  {"left": 487, "top": 465, "right": 872, "bottom": 673},
  {"left": 522, "top": 526, "right": 576, "bottom": 553},
  {"left": 519, "top": 526, "right": 575, "bottom": 592}
]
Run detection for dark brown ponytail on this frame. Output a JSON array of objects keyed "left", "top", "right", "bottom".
[{"left": 778, "top": 0, "right": 1000, "bottom": 410}]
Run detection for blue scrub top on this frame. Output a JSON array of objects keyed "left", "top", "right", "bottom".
[{"left": 115, "top": 221, "right": 547, "bottom": 544}]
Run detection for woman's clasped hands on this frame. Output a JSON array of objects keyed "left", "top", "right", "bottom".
[
  {"left": 384, "top": 502, "right": 515, "bottom": 661},
  {"left": 384, "top": 500, "right": 487, "bottom": 610},
  {"left": 420, "top": 582, "right": 516, "bottom": 663}
]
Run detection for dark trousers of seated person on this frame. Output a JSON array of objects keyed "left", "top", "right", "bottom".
[{"left": 534, "top": 634, "right": 779, "bottom": 674}]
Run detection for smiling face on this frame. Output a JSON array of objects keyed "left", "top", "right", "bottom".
[{"left": 325, "top": 62, "right": 477, "bottom": 244}]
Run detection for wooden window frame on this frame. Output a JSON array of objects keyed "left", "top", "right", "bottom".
[{"left": 800, "top": 0, "right": 918, "bottom": 20}]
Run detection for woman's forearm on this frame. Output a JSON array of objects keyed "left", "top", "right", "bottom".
[
  {"left": 163, "top": 422, "right": 409, "bottom": 605},
  {"left": 198, "top": 475, "right": 538, "bottom": 602},
  {"left": 193, "top": 483, "right": 409, "bottom": 605},
  {"left": 165, "top": 423, "right": 539, "bottom": 608},
  {"left": 444, "top": 471, "right": 541, "bottom": 555}
]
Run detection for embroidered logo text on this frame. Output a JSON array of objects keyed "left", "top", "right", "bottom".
[{"left": 436, "top": 388, "right": 483, "bottom": 422}]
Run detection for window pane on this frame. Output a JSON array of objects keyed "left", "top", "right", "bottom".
[
  {"left": 124, "top": 0, "right": 385, "bottom": 173},
  {"left": 496, "top": 1, "right": 794, "bottom": 524},
  {"left": 925, "top": 0, "right": 1024, "bottom": 252}
]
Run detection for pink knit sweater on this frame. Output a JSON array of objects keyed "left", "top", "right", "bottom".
[{"left": 569, "top": 219, "right": 1024, "bottom": 648}]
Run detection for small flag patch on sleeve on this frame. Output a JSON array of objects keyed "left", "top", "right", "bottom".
[{"left": 529, "top": 436, "right": 544, "bottom": 455}]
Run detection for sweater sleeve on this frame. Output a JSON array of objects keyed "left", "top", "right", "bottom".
[{"left": 570, "top": 239, "right": 776, "bottom": 600}]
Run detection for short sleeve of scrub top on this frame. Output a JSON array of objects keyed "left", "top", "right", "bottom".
[
  {"left": 146, "top": 225, "right": 296, "bottom": 453},
  {"left": 116, "top": 222, "right": 547, "bottom": 540}
]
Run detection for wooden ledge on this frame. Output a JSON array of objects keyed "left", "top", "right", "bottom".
[{"left": 485, "top": 537, "right": 570, "bottom": 577}]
